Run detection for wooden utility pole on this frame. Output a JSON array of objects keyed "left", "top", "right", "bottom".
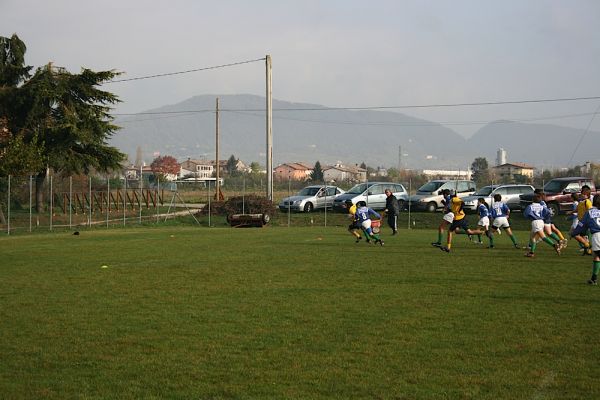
[
  {"left": 215, "top": 97, "right": 221, "bottom": 200},
  {"left": 266, "top": 55, "right": 273, "bottom": 200}
]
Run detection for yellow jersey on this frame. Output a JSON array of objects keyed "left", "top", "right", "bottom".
[
  {"left": 577, "top": 198, "right": 592, "bottom": 220},
  {"left": 450, "top": 196, "right": 465, "bottom": 220}
]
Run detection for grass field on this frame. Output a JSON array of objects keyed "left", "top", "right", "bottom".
[{"left": 1, "top": 224, "right": 599, "bottom": 399}]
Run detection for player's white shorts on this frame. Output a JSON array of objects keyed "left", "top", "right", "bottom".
[
  {"left": 361, "top": 220, "right": 372, "bottom": 230},
  {"left": 531, "top": 220, "right": 545, "bottom": 233},
  {"left": 443, "top": 212, "right": 454, "bottom": 223},
  {"left": 591, "top": 232, "right": 600, "bottom": 252},
  {"left": 492, "top": 216, "right": 510, "bottom": 229},
  {"left": 478, "top": 216, "right": 490, "bottom": 228}
]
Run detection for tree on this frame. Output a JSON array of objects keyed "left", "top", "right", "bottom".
[
  {"left": 0, "top": 34, "right": 126, "bottom": 211},
  {"left": 150, "top": 155, "right": 180, "bottom": 181},
  {"left": 471, "top": 157, "right": 490, "bottom": 185},
  {"left": 249, "top": 162, "right": 261, "bottom": 174},
  {"left": 310, "top": 161, "right": 324, "bottom": 182},
  {"left": 226, "top": 154, "right": 239, "bottom": 176}
]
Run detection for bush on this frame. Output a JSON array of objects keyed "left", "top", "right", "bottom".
[{"left": 215, "top": 195, "right": 276, "bottom": 217}]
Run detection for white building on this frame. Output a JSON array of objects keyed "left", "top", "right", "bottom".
[{"left": 496, "top": 148, "right": 507, "bottom": 166}]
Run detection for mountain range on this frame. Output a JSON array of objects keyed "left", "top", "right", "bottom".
[{"left": 111, "top": 94, "right": 600, "bottom": 170}]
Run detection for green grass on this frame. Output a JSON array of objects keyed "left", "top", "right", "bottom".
[{"left": 0, "top": 226, "right": 598, "bottom": 399}]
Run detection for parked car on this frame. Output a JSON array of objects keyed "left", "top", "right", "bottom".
[
  {"left": 519, "top": 177, "right": 598, "bottom": 215},
  {"left": 279, "top": 185, "right": 345, "bottom": 212},
  {"left": 332, "top": 182, "right": 409, "bottom": 212},
  {"left": 409, "top": 180, "right": 476, "bottom": 212},
  {"left": 462, "top": 184, "right": 535, "bottom": 211}
]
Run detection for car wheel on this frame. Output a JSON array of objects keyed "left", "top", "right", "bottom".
[
  {"left": 397, "top": 199, "right": 406, "bottom": 211},
  {"left": 426, "top": 202, "right": 437, "bottom": 213},
  {"left": 547, "top": 202, "right": 560, "bottom": 216},
  {"left": 303, "top": 202, "right": 314, "bottom": 212}
]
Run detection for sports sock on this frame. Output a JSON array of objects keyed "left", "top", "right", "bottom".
[
  {"left": 593, "top": 261, "right": 600, "bottom": 277},
  {"left": 530, "top": 242, "right": 537, "bottom": 252},
  {"left": 556, "top": 230, "right": 565, "bottom": 240},
  {"left": 477, "top": 234, "right": 482, "bottom": 242},
  {"left": 437, "top": 231, "right": 443, "bottom": 243},
  {"left": 542, "top": 237, "right": 555, "bottom": 246},
  {"left": 510, "top": 234, "right": 518, "bottom": 245},
  {"left": 549, "top": 233, "right": 561, "bottom": 242}
]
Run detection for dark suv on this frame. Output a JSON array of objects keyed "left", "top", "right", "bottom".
[{"left": 519, "top": 177, "right": 596, "bottom": 215}]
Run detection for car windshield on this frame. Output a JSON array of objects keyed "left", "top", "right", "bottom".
[
  {"left": 473, "top": 187, "right": 494, "bottom": 196},
  {"left": 417, "top": 181, "right": 444, "bottom": 193},
  {"left": 297, "top": 187, "right": 320, "bottom": 196},
  {"left": 543, "top": 180, "right": 566, "bottom": 193},
  {"left": 347, "top": 183, "right": 369, "bottom": 194}
]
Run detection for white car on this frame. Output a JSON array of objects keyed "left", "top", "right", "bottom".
[{"left": 278, "top": 185, "right": 345, "bottom": 212}]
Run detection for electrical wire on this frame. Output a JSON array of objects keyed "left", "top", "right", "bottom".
[
  {"left": 566, "top": 102, "right": 600, "bottom": 166},
  {"left": 107, "top": 57, "right": 266, "bottom": 83}
]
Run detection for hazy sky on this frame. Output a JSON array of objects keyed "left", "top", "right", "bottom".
[{"left": 3, "top": 0, "right": 600, "bottom": 138}]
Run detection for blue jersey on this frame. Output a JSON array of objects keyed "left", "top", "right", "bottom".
[
  {"left": 569, "top": 201, "right": 579, "bottom": 221},
  {"left": 477, "top": 203, "right": 489, "bottom": 218},
  {"left": 355, "top": 206, "right": 381, "bottom": 222},
  {"left": 490, "top": 202, "right": 509, "bottom": 218},
  {"left": 524, "top": 202, "right": 550, "bottom": 221},
  {"left": 442, "top": 195, "right": 452, "bottom": 213},
  {"left": 573, "top": 208, "right": 600, "bottom": 235}
]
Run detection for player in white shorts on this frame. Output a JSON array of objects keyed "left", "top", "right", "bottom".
[
  {"left": 490, "top": 194, "right": 520, "bottom": 249},
  {"left": 523, "top": 193, "right": 561, "bottom": 257}
]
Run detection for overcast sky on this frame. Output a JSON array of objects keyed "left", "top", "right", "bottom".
[{"left": 2, "top": 0, "right": 600, "bottom": 138}]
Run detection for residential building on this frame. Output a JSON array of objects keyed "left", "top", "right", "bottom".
[
  {"left": 180, "top": 158, "right": 214, "bottom": 179},
  {"left": 493, "top": 162, "right": 535, "bottom": 181},
  {"left": 422, "top": 169, "right": 472, "bottom": 180},
  {"left": 274, "top": 162, "right": 313, "bottom": 181},
  {"left": 323, "top": 164, "right": 367, "bottom": 183}
]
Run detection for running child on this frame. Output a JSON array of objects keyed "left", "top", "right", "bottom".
[
  {"left": 523, "top": 193, "right": 562, "bottom": 257},
  {"left": 572, "top": 185, "right": 593, "bottom": 255},
  {"left": 439, "top": 193, "right": 481, "bottom": 253},
  {"left": 345, "top": 199, "right": 370, "bottom": 243},
  {"left": 354, "top": 201, "right": 384, "bottom": 246},
  {"left": 572, "top": 195, "right": 600, "bottom": 285},
  {"left": 489, "top": 194, "right": 520, "bottom": 249},
  {"left": 475, "top": 197, "right": 494, "bottom": 247},
  {"left": 432, "top": 189, "right": 453, "bottom": 247}
]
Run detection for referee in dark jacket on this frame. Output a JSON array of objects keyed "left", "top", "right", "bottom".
[{"left": 384, "top": 189, "right": 399, "bottom": 235}]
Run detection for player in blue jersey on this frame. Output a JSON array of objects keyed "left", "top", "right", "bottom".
[
  {"left": 571, "top": 195, "right": 600, "bottom": 284},
  {"left": 523, "top": 193, "right": 562, "bottom": 257},
  {"left": 489, "top": 194, "right": 519, "bottom": 248},
  {"left": 475, "top": 198, "right": 494, "bottom": 247},
  {"left": 536, "top": 190, "right": 567, "bottom": 250},
  {"left": 354, "top": 201, "right": 384, "bottom": 246}
]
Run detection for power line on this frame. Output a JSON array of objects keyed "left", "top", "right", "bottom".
[
  {"left": 567, "top": 103, "right": 600, "bottom": 166},
  {"left": 107, "top": 57, "right": 266, "bottom": 83}
]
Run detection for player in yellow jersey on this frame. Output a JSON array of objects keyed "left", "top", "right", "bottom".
[
  {"left": 346, "top": 199, "right": 370, "bottom": 243},
  {"left": 440, "top": 194, "right": 485, "bottom": 253},
  {"left": 572, "top": 185, "right": 593, "bottom": 255}
]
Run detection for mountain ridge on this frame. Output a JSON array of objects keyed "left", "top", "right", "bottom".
[{"left": 111, "top": 94, "right": 600, "bottom": 170}]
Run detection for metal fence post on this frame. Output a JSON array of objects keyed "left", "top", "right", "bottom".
[
  {"left": 7, "top": 175, "right": 10, "bottom": 235},
  {"left": 69, "top": 176, "right": 73, "bottom": 230},
  {"left": 29, "top": 175, "right": 32, "bottom": 232},
  {"left": 49, "top": 174, "right": 53, "bottom": 231},
  {"left": 106, "top": 175, "right": 110, "bottom": 228}
]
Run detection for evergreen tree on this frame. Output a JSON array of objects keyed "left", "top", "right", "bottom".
[
  {"left": 0, "top": 34, "right": 126, "bottom": 211},
  {"left": 310, "top": 161, "right": 324, "bottom": 182},
  {"left": 471, "top": 157, "right": 490, "bottom": 185}
]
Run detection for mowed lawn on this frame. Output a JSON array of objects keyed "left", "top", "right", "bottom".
[{"left": 0, "top": 226, "right": 598, "bottom": 399}]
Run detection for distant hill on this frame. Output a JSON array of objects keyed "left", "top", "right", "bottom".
[
  {"left": 112, "top": 94, "right": 473, "bottom": 169},
  {"left": 468, "top": 121, "right": 600, "bottom": 169},
  {"left": 111, "top": 94, "right": 600, "bottom": 170}
]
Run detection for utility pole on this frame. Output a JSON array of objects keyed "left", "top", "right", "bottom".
[
  {"left": 215, "top": 97, "right": 220, "bottom": 200},
  {"left": 266, "top": 55, "right": 273, "bottom": 201}
]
